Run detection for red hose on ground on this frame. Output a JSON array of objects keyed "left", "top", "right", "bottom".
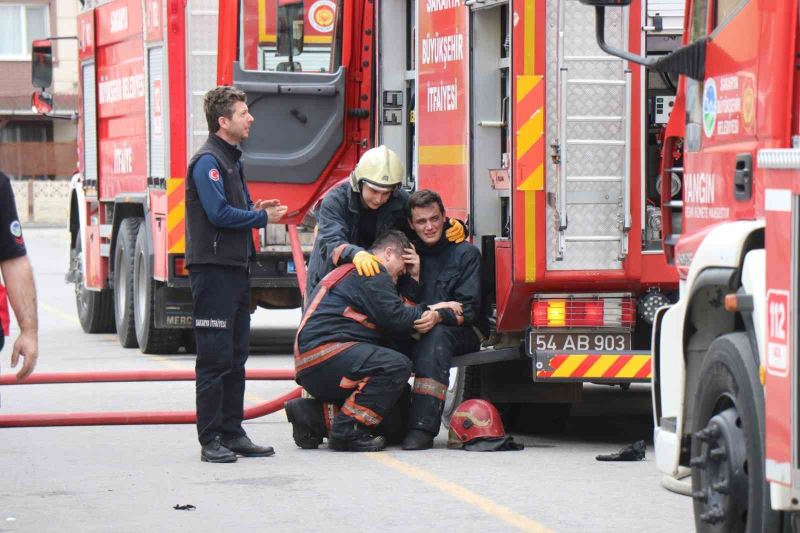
[
  {"left": 0, "top": 387, "right": 302, "bottom": 428},
  {"left": 0, "top": 368, "right": 295, "bottom": 385}
]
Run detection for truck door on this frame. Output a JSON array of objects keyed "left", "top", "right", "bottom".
[
  {"left": 681, "top": 0, "right": 760, "bottom": 239},
  {"left": 226, "top": 0, "right": 367, "bottom": 218}
]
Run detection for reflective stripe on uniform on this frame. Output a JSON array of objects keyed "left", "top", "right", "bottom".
[
  {"left": 342, "top": 398, "right": 383, "bottom": 426},
  {"left": 295, "top": 341, "right": 358, "bottom": 373},
  {"left": 412, "top": 377, "right": 447, "bottom": 400}
]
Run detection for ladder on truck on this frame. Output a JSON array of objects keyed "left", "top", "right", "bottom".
[{"left": 551, "top": 0, "right": 631, "bottom": 267}]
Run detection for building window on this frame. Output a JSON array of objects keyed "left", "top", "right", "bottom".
[{"left": 0, "top": 5, "right": 49, "bottom": 60}]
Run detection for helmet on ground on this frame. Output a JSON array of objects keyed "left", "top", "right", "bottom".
[
  {"left": 350, "top": 145, "right": 404, "bottom": 192},
  {"left": 448, "top": 399, "right": 506, "bottom": 451}
]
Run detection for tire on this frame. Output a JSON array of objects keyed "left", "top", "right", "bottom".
[
  {"left": 690, "top": 332, "right": 780, "bottom": 533},
  {"left": 73, "top": 232, "right": 115, "bottom": 333},
  {"left": 113, "top": 218, "right": 142, "bottom": 348},
  {"left": 441, "top": 366, "right": 481, "bottom": 430},
  {"left": 133, "top": 225, "right": 182, "bottom": 354}
]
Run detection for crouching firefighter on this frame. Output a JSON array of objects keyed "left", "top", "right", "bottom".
[
  {"left": 401, "top": 190, "right": 490, "bottom": 451},
  {"left": 286, "top": 230, "right": 459, "bottom": 452}
]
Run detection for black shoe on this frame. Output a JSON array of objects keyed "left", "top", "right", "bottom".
[
  {"left": 401, "top": 429, "right": 434, "bottom": 451},
  {"left": 285, "top": 398, "right": 326, "bottom": 449},
  {"left": 221, "top": 435, "right": 275, "bottom": 457},
  {"left": 201, "top": 436, "right": 238, "bottom": 463},
  {"left": 329, "top": 423, "right": 386, "bottom": 452}
]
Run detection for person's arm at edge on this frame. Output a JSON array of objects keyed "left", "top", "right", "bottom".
[{"left": 1, "top": 255, "right": 38, "bottom": 379}]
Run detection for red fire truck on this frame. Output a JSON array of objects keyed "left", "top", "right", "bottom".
[
  {"left": 30, "top": 0, "right": 357, "bottom": 354},
  {"left": 578, "top": 0, "right": 800, "bottom": 530},
  {"left": 34, "top": 0, "right": 678, "bottom": 420}
]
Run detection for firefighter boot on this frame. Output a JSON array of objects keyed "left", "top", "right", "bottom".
[
  {"left": 401, "top": 429, "right": 435, "bottom": 451},
  {"left": 328, "top": 421, "right": 387, "bottom": 452},
  {"left": 285, "top": 398, "right": 327, "bottom": 449}
]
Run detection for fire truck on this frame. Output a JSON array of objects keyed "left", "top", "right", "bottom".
[
  {"left": 577, "top": 0, "right": 800, "bottom": 530},
  {"left": 33, "top": 0, "right": 679, "bottom": 416},
  {"left": 29, "top": 0, "right": 354, "bottom": 354}
]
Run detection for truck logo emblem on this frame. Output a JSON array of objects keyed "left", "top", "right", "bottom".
[
  {"left": 703, "top": 78, "right": 717, "bottom": 138},
  {"left": 208, "top": 169, "right": 221, "bottom": 182},
  {"left": 308, "top": 0, "right": 336, "bottom": 33}
]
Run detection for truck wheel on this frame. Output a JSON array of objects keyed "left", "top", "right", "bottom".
[
  {"left": 690, "top": 332, "right": 780, "bottom": 533},
  {"left": 133, "top": 225, "right": 182, "bottom": 354},
  {"left": 73, "top": 232, "right": 115, "bottom": 333},
  {"left": 441, "top": 366, "right": 480, "bottom": 430},
  {"left": 113, "top": 218, "right": 142, "bottom": 348}
]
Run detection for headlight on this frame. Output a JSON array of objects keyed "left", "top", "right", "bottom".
[{"left": 637, "top": 289, "right": 671, "bottom": 325}]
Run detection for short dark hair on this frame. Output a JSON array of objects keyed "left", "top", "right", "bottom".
[
  {"left": 407, "top": 189, "right": 445, "bottom": 220},
  {"left": 370, "top": 230, "right": 410, "bottom": 255},
  {"left": 204, "top": 86, "right": 247, "bottom": 133}
]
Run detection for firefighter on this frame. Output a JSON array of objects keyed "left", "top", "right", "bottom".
[
  {"left": 185, "top": 86, "right": 288, "bottom": 463},
  {"left": 0, "top": 171, "right": 38, "bottom": 380},
  {"left": 288, "top": 230, "right": 462, "bottom": 452},
  {"left": 401, "top": 190, "right": 489, "bottom": 450},
  {"left": 304, "top": 145, "right": 466, "bottom": 301}
]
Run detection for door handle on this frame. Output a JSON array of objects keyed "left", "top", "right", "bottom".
[
  {"left": 734, "top": 153, "right": 752, "bottom": 201},
  {"left": 290, "top": 109, "right": 308, "bottom": 124}
]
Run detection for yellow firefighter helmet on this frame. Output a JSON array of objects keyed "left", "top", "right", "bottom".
[{"left": 350, "top": 145, "right": 404, "bottom": 192}]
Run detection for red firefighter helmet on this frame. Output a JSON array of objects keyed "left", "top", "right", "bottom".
[{"left": 447, "top": 399, "right": 507, "bottom": 450}]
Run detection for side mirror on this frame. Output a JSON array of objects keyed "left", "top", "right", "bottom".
[
  {"left": 580, "top": 4, "right": 705, "bottom": 81},
  {"left": 31, "top": 39, "right": 53, "bottom": 89},
  {"left": 31, "top": 90, "right": 53, "bottom": 114},
  {"left": 277, "top": 2, "right": 304, "bottom": 60}
]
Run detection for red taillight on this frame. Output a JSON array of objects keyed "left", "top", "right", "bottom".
[
  {"left": 531, "top": 298, "right": 636, "bottom": 328},
  {"left": 174, "top": 256, "right": 189, "bottom": 277}
]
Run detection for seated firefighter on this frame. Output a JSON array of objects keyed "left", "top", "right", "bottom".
[
  {"left": 285, "top": 230, "right": 460, "bottom": 452},
  {"left": 401, "top": 190, "right": 490, "bottom": 451}
]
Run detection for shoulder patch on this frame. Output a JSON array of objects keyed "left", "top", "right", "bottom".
[
  {"left": 208, "top": 168, "right": 221, "bottom": 182},
  {"left": 10, "top": 220, "right": 22, "bottom": 238}
]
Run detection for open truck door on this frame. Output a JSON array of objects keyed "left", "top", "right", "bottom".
[{"left": 218, "top": 0, "right": 372, "bottom": 226}]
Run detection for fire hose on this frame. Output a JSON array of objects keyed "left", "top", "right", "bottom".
[
  {"left": 0, "top": 225, "right": 310, "bottom": 429},
  {"left": 0, "top": 368, "right": 300, "bottom": 428}
]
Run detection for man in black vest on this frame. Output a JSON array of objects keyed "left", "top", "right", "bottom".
[{"left": 185, "top": 86, "right": 287, "bottom": 463}]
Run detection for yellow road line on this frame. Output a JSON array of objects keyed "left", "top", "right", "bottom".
[
  {"left": 40, "top": 302, "right": 81, "bottom": 326},
  {"left": 367, "top": 454, "right": 554, "bottom": 533}
]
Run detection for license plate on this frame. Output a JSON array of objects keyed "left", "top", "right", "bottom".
[
  {"left": 287, "top": 260, "right": 296, "bottom": 274},
  {"left": 530, "top": 332, "right": 631, "bottom": 353}
]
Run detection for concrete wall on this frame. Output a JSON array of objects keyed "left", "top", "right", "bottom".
[{"left": 10, "top": 180, "right": 71, "bottom": 225}]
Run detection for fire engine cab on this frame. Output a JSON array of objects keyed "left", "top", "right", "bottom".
[{"left": 579, "top": 0, "right": 800, "bottom": 530}]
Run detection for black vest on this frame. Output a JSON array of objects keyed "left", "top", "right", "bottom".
[{"left": 185, "top": 135, "right": 252, "bottom": 268}]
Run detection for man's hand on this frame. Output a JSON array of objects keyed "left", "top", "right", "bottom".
[
  {"left": 254, "top": 199, "right": 288, "bottom": 223},
  {"left": 402, "top": 244, "right": 420, "bottom": 280},
  {"left": 414, "top": 309, "right": 442, "bottom": 334},
  {"left": 353, "top": 251, "right": 380, "bottom": 276},
  {"left": 429, "top": 300, "right": 463, "bottom": 316},
  {"left": 445, "top": 219, "right": 466, "bottom": 244},
  {"left": 11, "top": 330, "right": 37, "bottom": 380}
]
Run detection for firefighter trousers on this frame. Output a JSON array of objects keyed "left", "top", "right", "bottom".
[
  {"left": 409, "top": 324, "right": 480, "bottom": 435},
  {"left": 189, "top": 265, "right": 251, "bottom": 445},
  {"left": 296, "top": 342, "right": 412, "bottom": 439}
]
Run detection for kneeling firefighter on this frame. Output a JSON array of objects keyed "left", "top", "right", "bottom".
[{"left": 285, "top": 231, "right": 460, "bottom": 451}]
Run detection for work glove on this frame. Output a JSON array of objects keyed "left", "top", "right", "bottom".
[
  {"left": 445, "top": 219, "right": 466, "bottom": 244},
  {"left": 353, "top": 250, "right": 381, "bottom": 276}
]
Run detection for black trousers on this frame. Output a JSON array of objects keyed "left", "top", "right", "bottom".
[
  {"left": 409, "top": 324, "right": 480, "bottom": 435},
  {"left": 296, "top": 342, "right": 412, "bottom": 439},
  {"left": 189, "top": 265, "right": 250, "bottom": 445}
]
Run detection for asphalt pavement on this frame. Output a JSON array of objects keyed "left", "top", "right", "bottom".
[{"left": 0, "top": 228, "right": 694, "bottom": 532}]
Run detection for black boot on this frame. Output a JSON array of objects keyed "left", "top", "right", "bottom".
[
  {"left": 221, "top": 435, "right": 275, "bottom": 457},
  {"left": 329, "top": 422, "right": 387, "bottom": 452},
  {"left": 201, "top": 436, "right": 238, "bottom": 463},
  {"left": 285, "top": 398, "right": 327, "bottom": 449},
  {"left": 402, "top": 429, "right": 434, "bottom": 451}
]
